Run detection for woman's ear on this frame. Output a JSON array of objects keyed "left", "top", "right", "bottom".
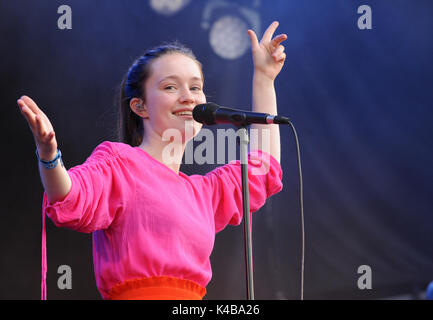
[{"left": 130, "top": 97, "right": 149, "bottom": 118}]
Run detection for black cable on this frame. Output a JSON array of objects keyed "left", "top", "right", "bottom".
[{"left": 287, "top": 120, "right": 305, "bottom": 300}]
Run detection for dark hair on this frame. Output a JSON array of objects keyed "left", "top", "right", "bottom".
[{"left": 117, "top": 42, "right": 203, "bottom": 147}]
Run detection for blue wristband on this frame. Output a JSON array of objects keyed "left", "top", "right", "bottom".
[{"left": 36, "top": 149, "right": 63, "bottom": 169}]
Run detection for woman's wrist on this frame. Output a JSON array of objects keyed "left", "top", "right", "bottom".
[
  {"left": 37, "top": 148, "right": 57, "bottom": 161},
  {"left": 253, "top": 70, "right": 276, "bottom": 85},
  {"left": 36, "top": 148, "right": 63, "bottom": 169}
]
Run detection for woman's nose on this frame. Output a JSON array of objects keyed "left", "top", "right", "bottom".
[{"left": 179, "top": 89, "right": 195, "bottom": 104}]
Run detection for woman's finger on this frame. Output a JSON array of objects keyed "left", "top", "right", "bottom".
[
  {"left": 17, "top": 99, "right": 33, "bottom": 116},
  {"left": 247, "top": 29, "right": 260, "bottom": 50},
  {"left": 35, "top": 115, "right": 47, "bottom": 138},
  {"left": 261, "top": 21, "right": 279, "bottom": 44},
  {"left": 44, "top": 131, "right": 55, "bottom": 145},
  {"left": 275, "top": 52, "right": 286, "bottom": 63},
  {"left": 273, "top": 45, "right": 285, "bottom": 58},
  {"left": 18, "top": 97, "right": 56, "bottom": 149},
  {"left": 18, "top": 100, "right": 37, "bottom": 130},
  {"left": 21, "top": 95, "right": 42, "bottom": 115},
  {"left": 271, "top": 34, "right": 287, "bottom": 48},
  {"left": 18, "top": 102, "right": 34, "bottom": 120}
]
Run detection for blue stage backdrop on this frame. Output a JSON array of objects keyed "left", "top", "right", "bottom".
[{"left": 1, "top": 0, "right": 432, "bottom": 299}]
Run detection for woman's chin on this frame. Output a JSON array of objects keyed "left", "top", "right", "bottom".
[
  {"left": 180, "top": 120, "right": 202, "bottom": 140},
  {"left": 160, "top": 121, "right": 201, "bottom": 144},
  {"left": 181, "top": 127, "right": 201, "bottom": 144}
]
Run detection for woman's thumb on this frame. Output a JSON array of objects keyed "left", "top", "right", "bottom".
[{"left": 247, "top": 29, "right": 259, "bottom": 49}]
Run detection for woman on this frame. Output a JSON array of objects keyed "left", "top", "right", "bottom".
[{"left": 17, "top": 21, "right": 287, "bottom": 300}]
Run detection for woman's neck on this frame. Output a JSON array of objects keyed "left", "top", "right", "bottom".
[{"left": 138, "top": 134, "right": 186, "bottom": 175}]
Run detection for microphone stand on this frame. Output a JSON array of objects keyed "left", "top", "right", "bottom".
[
  {"left": 238, "top": 125, "right": 254, "bottom": 300},
  {"left": 193, "top": 103, "right": 293, "bottom": 300}
]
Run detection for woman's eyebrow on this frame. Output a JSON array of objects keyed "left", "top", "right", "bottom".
[{"left": 158, "top": 75, "right": 203, "bottom": 84}]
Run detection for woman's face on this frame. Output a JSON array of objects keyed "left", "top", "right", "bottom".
[{"left": 142, "top": 53, "right": 206, "bottom": 142}]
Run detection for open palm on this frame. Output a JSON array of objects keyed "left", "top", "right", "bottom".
[{"left": 17, "top": 95, "right": 58, "bottom": 158}]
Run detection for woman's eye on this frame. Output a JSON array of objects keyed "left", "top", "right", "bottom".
[
  {"left": 191, "top": 87, "right": 202, "bottom": 91},
  {"left": 164, "top": 86, "right": 176, "bottom": 90}
]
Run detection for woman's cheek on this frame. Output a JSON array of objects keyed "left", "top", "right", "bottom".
[{"left": 197, "top": 91, "right": 206, "bottom": 104}]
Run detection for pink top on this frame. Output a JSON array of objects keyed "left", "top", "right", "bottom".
[{"left": 41, "top": 141, "right": 283, "bottom": 299}]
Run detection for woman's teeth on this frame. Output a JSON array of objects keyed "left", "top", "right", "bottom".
[{"left": 174, "top": 111, "right": 193, "bottom": 116}]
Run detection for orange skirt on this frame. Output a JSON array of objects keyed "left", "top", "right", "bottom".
[{"left": 108, "top": 276, "right": 206, "bottom": 300}]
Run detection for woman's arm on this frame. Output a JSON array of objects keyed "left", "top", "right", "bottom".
[
  {"left": 247, "top": 21, "right": 287, "bottom": 163},
  {"left": 17, "top": 95, "right": 72, "bottom": 203}
]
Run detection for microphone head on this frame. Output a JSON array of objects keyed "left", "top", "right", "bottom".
[{"left": 193, "top": 102, "right": 220, "bottom": 125}]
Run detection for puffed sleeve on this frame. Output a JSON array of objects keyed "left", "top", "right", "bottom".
[
  {"left": 204, "top": 149, "right": 283, "bottom": 234},
  {"left": 42, "top": 141, "right": 135, "bottom": 233}
]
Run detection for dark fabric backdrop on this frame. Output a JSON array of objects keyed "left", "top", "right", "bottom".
[{"left": 0, "top": 0, "right": 432, "bottom": 299}]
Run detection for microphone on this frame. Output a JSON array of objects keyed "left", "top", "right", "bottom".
[{"left": 193, "top": 102, "right": 290, "bottom": 126}]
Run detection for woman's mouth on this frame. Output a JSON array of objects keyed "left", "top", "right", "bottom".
[{"left": 173, "top": 111, "right": 193, "bottom": 119}]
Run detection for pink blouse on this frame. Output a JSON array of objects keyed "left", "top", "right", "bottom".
[{"left": 41, "top": 141, "right": 283, "bottom": 299}]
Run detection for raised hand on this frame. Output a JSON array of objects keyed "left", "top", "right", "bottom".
[
  {"left": 17, "top": 95, "right": 58, "bottom": 159},
  {"left": 247, "top": 21, "right": 287, "bottom": 81}
]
